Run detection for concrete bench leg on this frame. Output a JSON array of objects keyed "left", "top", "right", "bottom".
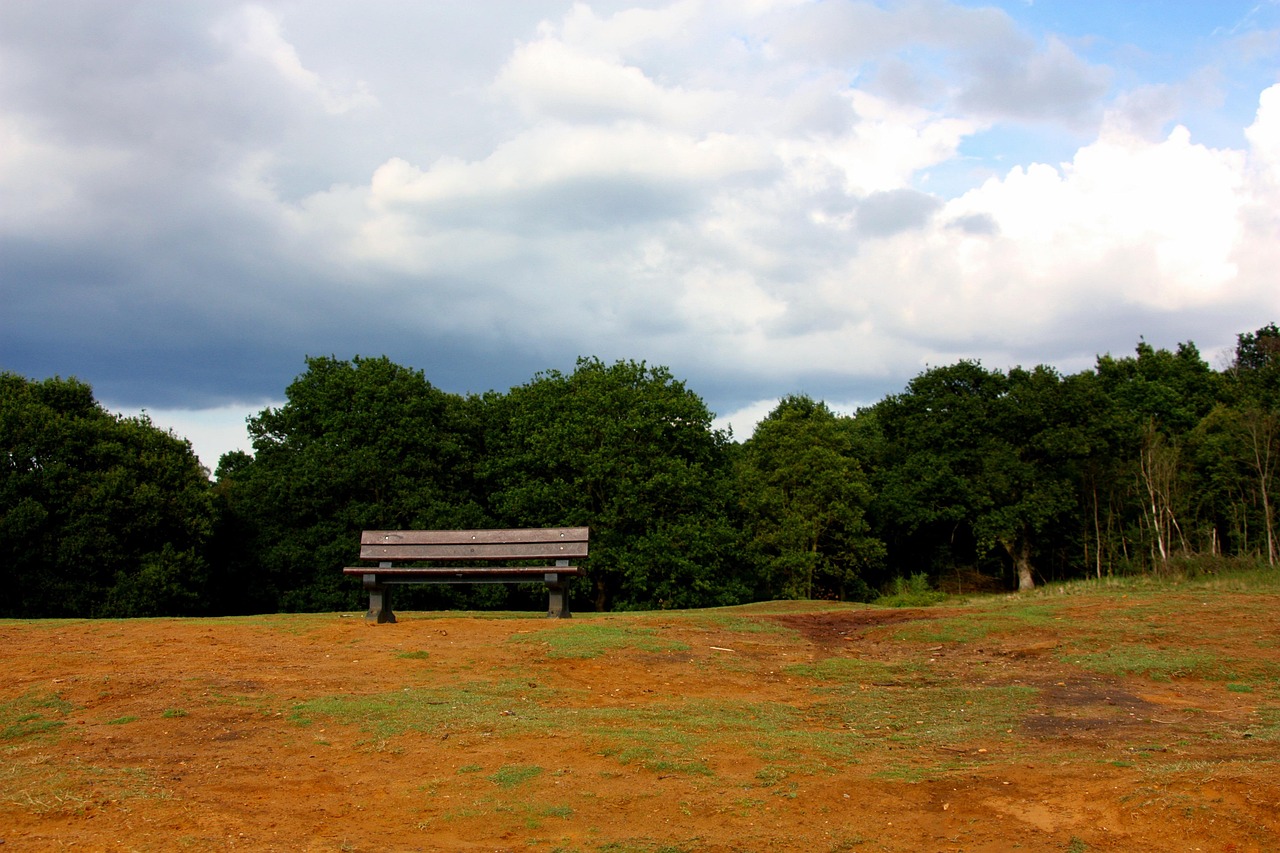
[{"left": 362, "top": 573, "right": 396, "bottom": 624}]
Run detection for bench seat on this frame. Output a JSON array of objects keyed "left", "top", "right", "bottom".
[{"left": 344, "top": 527, "right": 588, "bottom": 623}]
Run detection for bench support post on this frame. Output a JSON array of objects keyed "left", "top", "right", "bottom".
[
  {"left": 546, "top": 560, "right": 572, "bottom": 619},
  {"left": 363, "top": 569, "right": 395, "bottom": 624}
]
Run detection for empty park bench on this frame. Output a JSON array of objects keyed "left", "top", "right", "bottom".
[{"left": 344, "top": 527, "right": 588, "bottom": 623}]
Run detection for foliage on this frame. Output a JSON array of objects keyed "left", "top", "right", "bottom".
[
  {"left": 871, "top": 361, "right": 1081, "bottom": 590},
  {"left": 479, "top": 357, "right": 748, "bottom": 610},
  {"left": 218, "top": 355, "right": 487, "bottom": 612},
  {"left": 0, "top": 372, "right": 215, "bottom": 617},
  {"left": 735, "top": 395, "right": 882, "bottom": 600},
  {"left": 5, "top": 322, "right": 1280, "bottom": 618},
  {"left": 872, "top": 573, "right": 948, "bottom": 608}
]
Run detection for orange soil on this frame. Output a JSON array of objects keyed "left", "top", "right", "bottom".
[{"left": 1, "top": 596, "right": 1277, "bottom": 852}]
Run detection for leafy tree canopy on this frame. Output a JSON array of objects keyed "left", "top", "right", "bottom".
[
  {"left": 0, "top": 372, "right": 214, "bottom": 617},
  {"left": 736, "top": 395, "right": 882, "bottom": 601},
  {"left": 481, "top": 357, "right": 748, "bottom": 610},
  {"left": 226, "top": 355, "right": 487, "bottom": 612}
]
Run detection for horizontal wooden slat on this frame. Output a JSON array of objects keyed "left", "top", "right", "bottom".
[
  {"left": 344, "top": 566, "right": 578, "bottom": 576},
  {"left": 361, "top": 527, "right": 588, "bottom": 546},
  {"left": 359, "top": 541, "right": 588, "bottom": 561},
  {"left": 357, "top": 527, "right": 588, "bottom": 562}
]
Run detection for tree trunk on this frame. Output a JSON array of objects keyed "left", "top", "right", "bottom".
[
  {"left": 1243, "top": 408, "right": 1278, "bottom": 566},
  {"left": 1002, "top": 535, "right": 1035, "bottom": 591},
  {"left": 1091, "top": 478, "right": 1103, "bottom": 579}
]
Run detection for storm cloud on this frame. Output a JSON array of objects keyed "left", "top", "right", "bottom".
[{"left": 2, "top": 1, "right": 1279, "bottom": 466}]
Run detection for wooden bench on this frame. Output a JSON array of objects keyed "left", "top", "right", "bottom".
[{"left": 343, "top": 527, "right": 588, "bottom": 623}]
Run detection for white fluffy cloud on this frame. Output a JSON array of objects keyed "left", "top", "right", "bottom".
[{"left": 4, "top": 1, "right": 1280, "bottom": 459}]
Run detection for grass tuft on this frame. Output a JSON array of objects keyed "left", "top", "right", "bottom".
[
  {"left": 509, "top": 623, "right": 689, "bottom": 659},
  {"left": 488, "top": 764, "right": 543, "bottom": 788},
  {"left": 0, "top": 691, "right": 74, "bottom": 742},
  {"left": 874, "top": 573, "right": 948, "bottom": 608}
]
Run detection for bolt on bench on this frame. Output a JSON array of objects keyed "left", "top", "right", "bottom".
[{"left": 344, "top": 527, "right": 588, "bottom": 623}]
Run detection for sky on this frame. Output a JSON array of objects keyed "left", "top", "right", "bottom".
[{"left": 3, "top": 1, "right": 1280, "bottom": 471}]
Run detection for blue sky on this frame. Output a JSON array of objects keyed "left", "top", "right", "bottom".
[{"left": 2, "top": 1, "right": 1279, "bottom": 470}]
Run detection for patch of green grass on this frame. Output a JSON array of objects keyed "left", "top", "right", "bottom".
[
  {"left": 1138, "top": 759, "right": 1222, "bottom": 782},
  {"left": 1063, "top": 647, "right": 1237, "bottom": 682},
  {"left": 162, "top": 708, "right": 188, "bottom": 718},
  {"left": 588, "top": 697, "right": 822, "bottom": 773},
  {"left": 488, "top": 764, "right": 543, "bottom": 788},
  {"left": 784, "top": 657, "right": 920, "bottom": 685},
  {"left": 0, "top": 757, "right": 166, "bottom": 815},
  {"left": 682, "top": 611, "right": 795, "bottom": 636},
  {"left": 754, "top": 765, "right": 788, "bottom": 786},
  {"left": 888, "top": 608, "right": 1053, "bottom": 644},
  {"left": 396, "top": 650, "right": 431, "bottom": 660},
  {"left": 617, "top": 750, "right": 713, "bottom": 776},
  {"left": 0, "top": 692, "right": 74, "bottom": 742},
  {"left": 105, "top": 715, "right": 138, "bottom": 725},
  {"left": 873, "top": 760, "right": 969, "bottom": 782},
  {"left": 510, "top": 623, "right": 690, "bottom": 659},
  {"left": 1247, "top": 706, "right": 1280, "bottom": 741},
  {"left": 292, "top": 679, "right": 561, "bottom": 741},
  {"left": 522, "top": 802, "right": 573, "bottom": 828},
  {"left": 814, "top": 683, "right": 1037, "bottom": 755}
]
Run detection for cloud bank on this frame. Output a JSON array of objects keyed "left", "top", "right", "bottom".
[{"left": 2, "top": 1, "right": 1278, "bottom": 464}]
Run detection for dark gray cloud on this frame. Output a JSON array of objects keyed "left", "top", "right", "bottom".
[
  {"left": 856, "top": 188, "right": 942, "bottom": 236},
  {"left": 1, "top": 0, "right": 1275, "bottom": 458},
  {"left": 947, "top": 212, "right": 999, "bottom": 235}
]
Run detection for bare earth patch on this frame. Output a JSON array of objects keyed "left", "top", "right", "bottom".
[{"left": 1, "top": 589, "right": 1277, "bottom": 852}]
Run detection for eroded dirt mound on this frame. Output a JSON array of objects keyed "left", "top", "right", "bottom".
[{"left": 767, "top": 607, "right": 951, "bottom": 644}]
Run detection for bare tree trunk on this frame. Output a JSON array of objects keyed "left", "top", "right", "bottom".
[
  {"left": 1242, "top": 408, "right": 1278, "bottom": 566},
  {"left": 1139, "top": 421, "right": 1182, "bottom": 570},
  {"left": 1092, "top": 480, "right": 1103, "bottom": 578}
]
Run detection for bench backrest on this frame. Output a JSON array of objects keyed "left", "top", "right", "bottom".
[{"left": 359, "top": 527, "right": 589, "bottom": 563}]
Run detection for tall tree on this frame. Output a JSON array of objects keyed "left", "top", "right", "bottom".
[
  {"left": 1223, "top": 323, "right": 1280, "bottom": 564},
  {"left": 0, "top": 373, "right": 215, "bottom": 617},
  {"left": 223, "top": 356, "right": 485, "bottom": 612},
  {"left": 480, "top": 357, "right": 746, "bottom": 610},
  {"left": 736, "top": 395, "right": 883, "bottom": 600},
  {"left": 1093, "top": 340, "right": 1221, "bottom": 568},
  {"left": 873, "top": 362, "right": 1081, "bottom": 590}
]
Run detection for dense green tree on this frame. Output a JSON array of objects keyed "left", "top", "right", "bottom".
[
  {"left": 0, "top": 373, "right": 215, "bottom": 616},
  {"left": 11, "top": 323, "right": 1277, "bottom": 620},
  {"left": 872, "top": 362, "right": 1005, "bottom": 583},
  {"left": 1216, "top": 324, "right": 1280, "bottom": 563},
  {"left": 480, "top": 357, "right": 747, "bottom": 610},
  {"left": 222, "top": 356, "right": 486, "bottom": 612},
  {"left": 1233, "top": 322, "right": 1280, "bottom": 377},
  {"left": 736, "top": 395, "right": 882, "bottom": 600},
  {"left": 1091, "top": 341, "right": 1221, "bottom": 569},
  {"left": 1095, "top": 341, "right": 1220, "bottom": 436},
  {"left": 872, "top": 362, "right": 1082, "bottom": 590},
  {"left": 1188, "top": 405, "right": 1268, "bottom": 560}
]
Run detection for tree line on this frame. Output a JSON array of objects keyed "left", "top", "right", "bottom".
[{"left": 2, "top": 324, "right": 1277, "bottom": 618}]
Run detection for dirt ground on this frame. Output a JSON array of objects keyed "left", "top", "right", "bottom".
[{"left": 1, "top": 591, "right": 1277, "bottom": 852}]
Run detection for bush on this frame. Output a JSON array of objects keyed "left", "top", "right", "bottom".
[{"left": 873, "top": 573, "right": 947, "bottom": 608}]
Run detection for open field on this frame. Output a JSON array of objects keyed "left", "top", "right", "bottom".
[{"left": 2, "top": 575, "right": 1279, "bottom": 852}]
